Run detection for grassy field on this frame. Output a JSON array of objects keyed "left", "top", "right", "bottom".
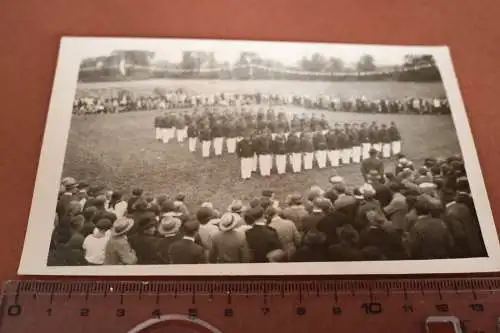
[
  {"left": 76, "top": 79, "right": 446, "bottom": 99},
  {"left": 63, "top": 97, "right": 460, "bottom": 212}
]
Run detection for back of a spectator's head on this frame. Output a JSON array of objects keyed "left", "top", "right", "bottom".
[
  {"left": 182, "top": 219, "right": 200, "bottom": 237},
  {"left": 313, "top": 197, "right": 333, "bottom": 213},
  {"left": 430, "top": 166, "right": 441, "bottom": 176},
  {"left": 245, "top": 206, "right": 264, "bottom": 223},
  {"left": 175, "top": 193, "right": 186, "bottom": 202},
  {"left": 385, "top": 172, "right": 395, "bottom": 181},
  {"left": 96, "top": 218, "right": 113, "bottom": 232},
  {"left": 156, "top": 195, "right": 168, "bottom": 207},
  {"left": 360, "top": 183, "right": 376, "bottom": 199},
  {"left": 261, "top": 189, "right": 274, "bottom": 199},
  {"left": 82, "top": 206, "right": 98, "bottom": 220},
  {"left": 133, "top": 199, "right": 149, "bottom": 212},
  {"left": 286, "top": 193, "right": 303, "bottom": 206},
  {"left": 93, "top": 195, "right": 106, "bottom": 209},
  {"left": 70, "top": 215, "right": 84, "bottom": 231},
  {"left": 196, "top": 207, "right": 213, "bottom": 225},
  {"left": 249, "top": 197, "right": 261, "bottom": 209},
  {"left": 132, "top": 188, "right": 143, "bottom": 197},
  {"left": 456, "top": 177, "right": 470, "bottom": 193},
  {"left": 303, "top": 230, "right": 326, "bottom": 247},
  {"left": 418, "top": 167, "right": 428, "bottom": 176},
  {"left": 264, "top": 206, "right": 280, "bottom": 220},
  {"left": 324, "top": 190, "right": 339, "bottom": 205},
  {"left": 145, "top": 194, "right": 155, "bottom": 203},
  {"left": 111, "top": 191, "right": 122, "bottom": 201},
  {"left": 332, "top": 182, "right": 346, "bottom": 194},
  {"left": 307, "top": 186, "right": 324, "bottom": 202},
  {"left": 161, "top": 200, "right": 175, "bottom": 213},
  {"left": 414, "top": 199, "right": 431, "bottom": 216},
  {"left": 260, "top": 197, "right": 273, "bottom": 210}
]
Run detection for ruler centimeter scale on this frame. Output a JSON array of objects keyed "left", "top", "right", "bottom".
[{"left": 1, "top": 278, "right": 500, "bottom": 333}]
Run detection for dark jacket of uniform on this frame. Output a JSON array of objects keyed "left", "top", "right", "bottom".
[
  {"left": 260, "top": 134, "right": 273, "bottom": 154},
  {"left": 358, "top": 128, "right": 370, "bottom": 143},
  {"left": 273, "top": 135, "right": 288, "bottom": 155},
  {"left": 379, "top": 128, "right": 391, "bottom": 143},
  {"left": 388, "top": 126, "right": 401, "bottom": 141},
  {"left": 199, "top": 127, "right": 212, "bottom": 141},
  {"left": 326, "top": 131, "right": 338, "bottom": 150},
  {"left": 236, "top": 139, "right": 254, "bottom": 158},
  {"left": 337, "top": 132, "right": 351, "bottom": 149},
  {"left": 300, "top": 135, "right": 315, "bottom": 153},
  {"left": 287, "top": 134, "right": 301, "bottom": 153},
  {"left": 212, "top": 123, "right": 224, "bottom": 138},
  {"left": 187, "top": 124, "right": 198, "bottom": 138},
  {"left": 350, "top": 130, "right": 360, "bottom": 146},
  {"left": 175, "top": 117, "right": 185, "bottom": 129},
  {"left": 368, "top": 127, "right": 379, "bottom": 143},
  {"left": 313, "top": 132, "right": 327, "bottom": 150}
]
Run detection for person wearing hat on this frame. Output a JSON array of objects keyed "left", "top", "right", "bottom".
[
  {"left": 128, "top": 213, "right": 162, "bottom": 265},
  {"left": 383, "top": 182, "right": 408, "bottom": 231},
  {"left": 209, "top": 212, "right": 251, "bottom": 263},
  {"left": 157, "top": 216, "right": 182, "bottom": 264},
  {"left": 360, "top": 148, "right": 384, "bottom": 182},
  {"left": 168, "top": 219, "right": 207, "bottom": 264},
  {"left": 354, "top": 184, "right": 383, "bottom": 231},
  {"left": 104, "top": 218, "right": 137, "bottom": 265},
  {"left": 228, "top": 199, "right": 244, "bottom": 216},
  {"left": 236, "top": 132, "right": 255, "bottom": 180},
  {"left": 83, "top": 218, "right": 112, "bottom": 265},
  {"left": 281, "top": 194, "right": 308, "bottom": 233},
  {"left": 127, "top": 188, "right": 144, "bottom": 215}
]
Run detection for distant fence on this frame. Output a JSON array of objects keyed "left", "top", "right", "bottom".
[{"left": 78, "top": 63, "right": 441, "bottom": 83}]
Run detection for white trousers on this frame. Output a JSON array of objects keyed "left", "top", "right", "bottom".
[
  {"left": 160, "top": 128, "right": 168, "bottom": 143},
  {"left": 188, "top": 137, "right": 197, "bottom": 152},
  {"left": 373, "top": 143, "right": 382, "bottom": 152},
  {"left": 226, "top": 138, "right": 236, "bottom": 154},
  {"left": 213, "top": 137, "right": 224, "bottom": 156},
  {"left": 252, "top": 154, "right": 258, "bottom": 171},
  {"left": 362, "top": 143, "right": 371, "bottom": 160},
  {"left": 382, "top": 143, "right": 391, "bottom": 158},
  {"left": 236, "top": 137, "right": 243, "bottom": 142},
  {"left": 202, "top": 140, "right": 211, "bottom": 158},
  {"left": 304, "top": 152, "right": 314, "bottom": 170},
  {"left": 392, "top": 141, "right": 401, "bottom": 155},
  {"left": 291, "top": 153, "right": 302, "bottom": 173},
  {"left": 276, "top": 154, "right": 287, "bottom": 174},
  {"left": 284, "top": 132, "right": 290, "bottom": 139},
  {"left": 259, "top": 154, "right": 272, "bottom": 176},
  {"left": 176, "top": 128, "right": 187, "bottom": 143},
  {"left": 271, "top": 133, "right": 277, "bottom": 140},
  {"left": 155, "top": 128, "right": 161, "bottom": 140},
  {"left": 341, "top": 148, "right": 352, "bottom": 164},
  {"left": 321, "top": 130, "right": 328, "bottom": 135},
  {"left": 241, "top": 157, "right": 253, "bottom": 179},
  {"left": 352, "top": 146, "right": 362, "bottom": 164},
  {"left": 163, "top": 128, "right": 175, "bottom": 143},
  {"left": 328, "top": 150, "right": 340, "bottom": 167},
  {"left": 315, "top": 150, "right": 327, "bottom": 169}
]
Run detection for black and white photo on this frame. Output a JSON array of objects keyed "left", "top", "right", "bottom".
[{"left": 18, "top": 37, "right": 500, "bottom": 275}]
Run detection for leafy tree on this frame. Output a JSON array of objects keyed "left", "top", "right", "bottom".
[{"left": 356, "top": 54, "right": 376, "bottom": 72}]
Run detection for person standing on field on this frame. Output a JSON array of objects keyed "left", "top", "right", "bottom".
[
  {"left": 388, "top": 121, "right": 402, "bottom": 156},
  {"left": 187, "top": 120, "right": 198, "bottom": 153},
  {"left": 350, "top": 123, "right": 362, "bottom": 164},
  {"left": 380, "top": 123, "right": 392, "bottom": 158},
  {"left": 212, "top": 120, "right": 224, "bottom": 156},
  {"left": 258, "top": 129, "right": 273, "bottom": 177},
  {"left": 326, "top": 128, "right": 340, "bottom": 167},
  {"left": 273, "top": 132, "right": 288, "bottom": 175},
  {"left": 313, "top": 127, "right": 328, "bottom": 169},
  {"left": 236, "top": 133, "right": 255, "bottom": 180},
  {"left": 301, "top": 131, "right": 315, "bottom": 170},
  {"left": 359, "top": 122, "right": 371, "bottom": 160},
  {"left": 175, "top": 114, "right": 186, "bottom": 143},
  {"left": 225, "top": 119, "right": 238, "bottom": 154},
  {"left": 199, "top": 123, "right": 212, "bottom": 158},
  {"left": 287, "top": 131, "right": 302, "bottom": 173}
]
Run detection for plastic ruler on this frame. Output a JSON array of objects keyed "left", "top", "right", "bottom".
[{"left": 2, "top": 278, "right": 500, "bottom": 333}]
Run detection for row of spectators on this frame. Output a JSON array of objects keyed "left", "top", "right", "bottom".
[
  {"left": 73, "top": 91, "right": 450, "bottom": 115},
  {"left": 48, "top": 154, "right": 486, "bottom": 266}
]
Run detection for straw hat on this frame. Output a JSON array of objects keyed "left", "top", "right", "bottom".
[
  {"left": 158, "top": 216, "right": 181, "bottom": 237},
  {"left": 219, "top": 213, "right": 239, "bottom": 232},
  {"left": 111, "top": 218, "right": 134, "bottom": 236}
]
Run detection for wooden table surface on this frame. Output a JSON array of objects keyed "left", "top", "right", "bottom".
[{"left": 0, "top": 0, "right": 499, "bottom": 283}]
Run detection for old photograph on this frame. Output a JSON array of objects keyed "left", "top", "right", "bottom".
[{"left": 18, "top": 37, "right": 500, "bottom": 275}]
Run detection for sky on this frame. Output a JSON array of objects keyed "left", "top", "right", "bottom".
[{"left": 76, "top": 37, "right": 433, "bottom": 67}]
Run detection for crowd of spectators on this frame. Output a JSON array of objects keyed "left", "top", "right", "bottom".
[{"left": 48, "top": 153, "right": 486, "bottom": 267}]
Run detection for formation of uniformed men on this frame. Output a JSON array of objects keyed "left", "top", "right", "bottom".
[
  {"left": 153, "top": 107, "right": 402, "bottom": 180},
  {"left": 73, "top": 90, "right": 450, "bottom": 116}
]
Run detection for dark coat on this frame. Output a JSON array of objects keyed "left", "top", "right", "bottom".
[
  {"left": 292, "top": 245, "right": 328, "bottom": 262},
  {"left": 168, "top": 238, "right": 207, "bottom": 264},
  {"left": 316, "top": 211, "right": 352, "bottom": 245},
  {"left": 245, "top": 224, "right": 282, "bottom": 263},
  {"left": 408, "top": 216, "right": 454, "bottom": 259},
  {"left": 128, "top": 233, "right": 163, "bottom": 265},
  {"left": 157, "top": 234, "right": 183, "bottom": 264},
  {"left": 359, "top": 225, "right": 406, "bottom": 260},
  {"left": 327, "top": 242, "right": 364, "bottom": 261},
  {"left": 47, "top": 245, "right": 86, "bottom": 266},
  {"left": 236, "top": 139, "right": 254, "bottom": 158}
]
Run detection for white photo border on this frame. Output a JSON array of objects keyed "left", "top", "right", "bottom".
[{"left": 18, "top": 37, "right": 500, "bottom": 276}]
